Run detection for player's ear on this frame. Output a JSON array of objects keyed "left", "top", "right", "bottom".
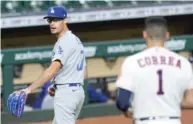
[
  {"left": 143, "top": 30, "right": 148, "bottom": 41},
  {"left": 63, "top": 18, "right": 68, "bottom": 24},
  {"left": 165, "top": 32, "right": 170, "bottom": 41}
]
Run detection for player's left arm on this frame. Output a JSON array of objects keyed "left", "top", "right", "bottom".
[{"left": 25, "top": 61, "right": 62, "bottom": 94}]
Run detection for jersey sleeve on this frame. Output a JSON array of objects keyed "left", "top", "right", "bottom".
[
  {"left": 116, "top": 58, "right": 134, "bottom": 92},
  {"left": 52, "top": 41, "right": 71, "bottom": 66}
]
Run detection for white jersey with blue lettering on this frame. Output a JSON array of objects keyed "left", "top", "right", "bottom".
[
  {"left": 116, "top": 47, "right": 193, "bottom": 119},
  {"left": 51, "top": 31, "right": 86, "bottom": 85}
]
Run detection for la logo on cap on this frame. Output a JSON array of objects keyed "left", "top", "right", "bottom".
[{"left": 50, "top": 8, "right": 54, "bottom": 14}]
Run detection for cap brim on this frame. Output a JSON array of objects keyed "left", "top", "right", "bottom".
[
  {"left": 43, "top": 16, "right": 56, "bottom": 19},
  {"left": 43, "top": 16, "right": 65, "bottom": 19}
]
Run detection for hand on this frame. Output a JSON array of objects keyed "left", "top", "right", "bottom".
[
  {"left": 14, "top": 88, "right": 31, "bottom": 95},
  {"left": 48, "top": 84, "right": 55, "bottom": 97},
  {"left": 123, "top": 111, "right": 133, "bottom": 118}
]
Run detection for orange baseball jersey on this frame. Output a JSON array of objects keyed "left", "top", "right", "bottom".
[{"left": 116, "top": 47, "right": 193, "bottom": 119}]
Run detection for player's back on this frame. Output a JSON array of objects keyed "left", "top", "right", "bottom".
[{"left": 128, "top": 47, "right": 191, "bottom": 118}]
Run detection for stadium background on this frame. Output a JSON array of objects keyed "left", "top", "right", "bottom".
[{"left": 1, "top": 1, "right": 193, "bottom": 124}]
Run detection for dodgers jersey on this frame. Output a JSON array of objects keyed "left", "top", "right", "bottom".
[
  {"left": 116, "top": 47, "right": 193, "bottom": 118},
  {"left": 52, "top": 31, "right": 86, "bottom": 85}
]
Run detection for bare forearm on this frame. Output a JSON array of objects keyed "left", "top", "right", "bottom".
[{"left": 181, "top": 100, "right": 193, "bottom": 109}]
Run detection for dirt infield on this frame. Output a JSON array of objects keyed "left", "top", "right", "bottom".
[{"left": 24, "top": 109, "right": 193, "bottom": 124}]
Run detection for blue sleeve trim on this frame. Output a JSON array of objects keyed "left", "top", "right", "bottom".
[{"left": 116, "top": 88, "right": 133, "bottom": 112}]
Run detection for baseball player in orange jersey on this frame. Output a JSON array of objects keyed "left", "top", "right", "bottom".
[{"left": 115, "top": 16, "right": 193, "bottom": 124}]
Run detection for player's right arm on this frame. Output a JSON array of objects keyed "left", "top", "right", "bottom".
[
  {"left": 115, "top": 58, "right": 134, "bottom": 118},
  {"left": 26, "top": 41, "right": 69, "bottom": 95},
  {"left": 116, "top": 87, "right": 133, "bottom": 118},
  {"left": 181, "top": 63, "right": 193, "bottom": 109},
  {"left": 26, "top": 60, "right": 62, "bottom": 94}
]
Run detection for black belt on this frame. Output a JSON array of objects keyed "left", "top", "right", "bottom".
[
  {"left": 138, "top": 116, "right": 179, "bottom": 121},
  {"left": 54, "top": 83, "right": 82, "bottom": 89}
]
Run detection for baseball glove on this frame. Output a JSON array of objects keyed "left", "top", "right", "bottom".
[{"left": 7, "top": 91, "right": 27, "bottom": 118}]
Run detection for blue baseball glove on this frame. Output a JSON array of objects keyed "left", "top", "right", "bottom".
[{"left": 7, "top": 91, "right": 27, "bottom": 118}]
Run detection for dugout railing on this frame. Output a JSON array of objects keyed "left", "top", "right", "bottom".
[{"left": 1, "top": 35, "right": 193, "bottom": 123}]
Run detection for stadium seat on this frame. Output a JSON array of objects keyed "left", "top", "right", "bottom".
[
  {"left": 49, "top": 0, "right": 67, "bottom": 7},
  {"left": 51, "top": 0, "right": 65, "bottom": 6},
  {"left": 86, "top": 1, "right": 108, "bottom": 8},
  {"left": 23, "top": 1, "right": 50, "bottom": 13},
  {"left": 1, "top": 1, "right": 8, "bottom": 13},
  {"left": 111, "top": 1, "right": 131, "bottom": 7},
  {"left": 1, "top": 0, "right": 181, "bottom": 15},
  {"left": 1, "top": 1, "right": 23, "bottom": 13},
  {"left": 14, "top": 64, "right": 44, "bottom": 85},
  {"left": 63, "top": 1, "right": 83, "bottom": 11}
]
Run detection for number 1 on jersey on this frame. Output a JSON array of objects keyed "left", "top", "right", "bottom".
[{"left": 157, "top": 69, "right": 164, "bottom": 95}]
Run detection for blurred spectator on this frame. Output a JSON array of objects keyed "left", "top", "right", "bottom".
[{"left": 88, "top": 85, "right": 113, "bottom": 103}]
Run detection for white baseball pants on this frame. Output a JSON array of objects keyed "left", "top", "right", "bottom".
[{"left": 52, "top": 84, "right": 85, "bottom": 124}]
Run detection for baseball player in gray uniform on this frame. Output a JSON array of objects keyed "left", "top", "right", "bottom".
[{"left": 19, "top": 6, "right": 86, "bottom": 124}]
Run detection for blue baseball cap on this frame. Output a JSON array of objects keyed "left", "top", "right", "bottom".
[{"left": 43, "top": 6, "right": 67, "bottom": 19}]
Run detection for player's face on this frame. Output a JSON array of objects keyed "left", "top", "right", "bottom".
[{"left": 47, "top": 18, "right": 65, "bottom": 34}]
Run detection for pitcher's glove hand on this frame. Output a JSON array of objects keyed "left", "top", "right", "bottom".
[{"left": 7, "top": 91, "right": 27, "bottom": 118}]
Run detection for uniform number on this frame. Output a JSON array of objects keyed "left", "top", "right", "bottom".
[
  {"left": 77, "top": 50, "right": 84, "bottom": 71},
  {"left": 157, "top": 69, "right": 164, "bottom": 95}
]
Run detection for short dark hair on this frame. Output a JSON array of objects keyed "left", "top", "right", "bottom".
[{"left": 145, "top": 16, "right": 168, "bottom": 41}]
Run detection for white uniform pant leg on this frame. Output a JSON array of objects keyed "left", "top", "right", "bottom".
[{"left": 52, "top": 85, "right": 85, "bottom": 124}]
